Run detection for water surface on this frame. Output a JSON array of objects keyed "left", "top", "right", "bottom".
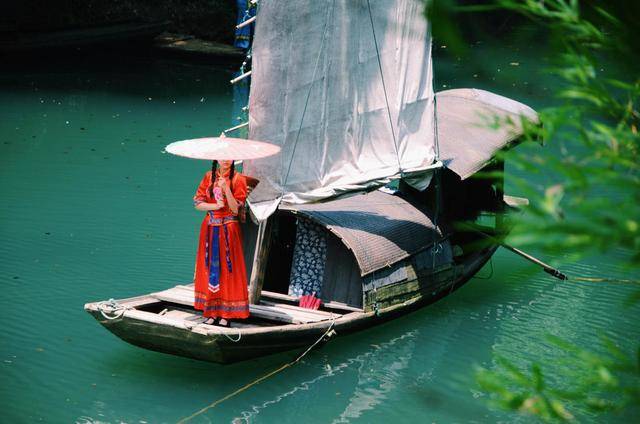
[{"left": 1, "top": 46, "right": 638, "bottom": 423}]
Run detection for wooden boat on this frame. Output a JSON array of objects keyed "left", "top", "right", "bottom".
[
  {"left": 85, "top": 0, "right": 539, "bottom": 364},
  {"left": 85, "top": 90, "right": 533, "bottom": 364},
  {"left": 83, "top": 247, "right": 495, "bottom": 364},
  {"left": 85, "top": 188, "right": 521, "bottom": 364}
]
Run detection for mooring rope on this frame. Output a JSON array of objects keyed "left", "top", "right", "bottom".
[
  {"left": 177, "top": 318, "right": 337, "bottom": 424},
  {"left": 222, "top": 330, "right": 242, "bottom": 343},
  {"left": 96, "top": 299, "right": 129, "bottom": 320}
]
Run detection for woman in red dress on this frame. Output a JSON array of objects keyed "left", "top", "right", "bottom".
[{"left": 193, "top": 160, "right": 249, "bottom": 326}]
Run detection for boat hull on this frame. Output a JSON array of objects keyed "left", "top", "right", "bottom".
[{"left": 85, "top": 245, "right": 497, "bottom": 364}]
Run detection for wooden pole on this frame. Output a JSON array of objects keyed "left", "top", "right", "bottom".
[
  {"left": 223, "top": 121, "right": 249, "bottom": 134},
  {"left": 500, "top": 243, "right": 568, "bottom": 280},
  {"left": 473, "top": 228, "right": 568, "bottom": 280},
  {"left": 230, "top": 70, "right": 252, "bottom": 84},
  {"left": 236, "top": 16, "right": 256, "bottom": 30},
  {"left": 248, "top": 218, "right": 273, "bottom": 304}
]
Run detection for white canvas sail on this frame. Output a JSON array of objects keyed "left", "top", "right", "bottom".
[{"left": 244, "top": 0, "right": 436, "bottom": 220}]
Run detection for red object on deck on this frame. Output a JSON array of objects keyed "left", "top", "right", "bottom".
[{"left": 299, "top": 293, "right": 321, "bottom": 310}]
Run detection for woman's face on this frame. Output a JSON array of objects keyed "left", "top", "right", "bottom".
[{"left": 218, "top": 160, "right": 233, "bottom": 173}]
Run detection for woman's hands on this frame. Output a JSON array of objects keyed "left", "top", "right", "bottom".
[
  {"left": 218, "top": 177, "right": 228, "bottom": 192},
  {"left": 194, "top": 182, "right": 225, "bottom": 211},
  {"left": 195, "top": 199, "right": 225, "bottom": 211},
  {"left": 217, "top": 177, "right": 239, "bottom": 214},
  {"left": 194, "top": 176, "right": 239, "bottom": 214}
]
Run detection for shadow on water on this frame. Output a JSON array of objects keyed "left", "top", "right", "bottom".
[
  {"left": 0, "top": 50, "right": 236, "bottom": 100},
  {"left": 100, "top": 342, "right": 288, "bottom": 380}
]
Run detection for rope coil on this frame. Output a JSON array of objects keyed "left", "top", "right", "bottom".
[{"left": 96, "top": 299, "right": 129, "bottom": 321}]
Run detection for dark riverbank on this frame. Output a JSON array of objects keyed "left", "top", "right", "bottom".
[{"left": 2, "top": 0, "right": 237, "bottom": 44}]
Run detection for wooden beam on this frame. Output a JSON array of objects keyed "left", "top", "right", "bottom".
[
  {"left": 259, "top": 300, "right": 340, "bottom": 319},
  {"left": 248, "top": 218, "right": 273, "bottom": 304},
  {"left": 151, "top": 286, "right": 333, "bottom": 324},
  {"left": 261, "top": 290, "right": 363, "bottom": 313}
]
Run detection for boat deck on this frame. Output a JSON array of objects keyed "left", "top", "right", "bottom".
[
  {"left": 151, "top": 285, "right": 350, "bottom": 326},
  {"left": 83, "top": 244, "right": 497, "bottom": 363}
]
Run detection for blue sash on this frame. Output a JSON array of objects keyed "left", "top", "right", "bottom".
[{"left": 205, "top": 216, "right": 235, "bottom": 293}]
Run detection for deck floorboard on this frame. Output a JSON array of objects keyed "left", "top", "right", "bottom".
[{"left": 151, "top": 287, "right": 336, "bottom": 324}]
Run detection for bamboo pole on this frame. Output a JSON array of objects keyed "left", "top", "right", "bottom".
[
  {"left": 474, "top": 228, "right": 568, "bottom": 280},
  {"left": 230, "top": 70, "right": 252, "bottom": 84},
  {"left": 236, "top": 16, "right": 256, "bottom": 30},
  {"left": 223, "top": 121, "right": 249, "bottom": 134},
  {"left": 500, "top": 243, "right": 568, "bottom": 280}
]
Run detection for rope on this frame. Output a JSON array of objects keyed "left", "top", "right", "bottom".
[
  {"left": 431, "top": 241, "right": 442, "bottom": 270},
  {"left": 366, "top": 0, "right": 401, "bottom": 173},
  {"left": 474, "top": 258, "right": 494, "bottom": 280},
  {"left": 282, "top": 0, "right": 335, "bottom": 188},
  {"left": 177, "top": 318, "right": 337, "bottom": 424},
  {"left": 222, "top": 330, "right": 242, "bottom": 343},
  {"left": 432, "top": 40, "right": 441, "bottom": 162},
  {"left": 430, "top": 39, "right": 442, "bottom": 268},
  {"left": 97, "top": 299, "right": 129, "bottom": 320}
]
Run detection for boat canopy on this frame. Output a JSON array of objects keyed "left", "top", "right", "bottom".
[
  {"left": 436, "top": 88, "right": 539, "bottom": 180},
  {"left": 245, "top": 0, "right": 436, "bottom": 220},
  {"left": 281, "top": 190, "right": 441, "bottom": 276}
]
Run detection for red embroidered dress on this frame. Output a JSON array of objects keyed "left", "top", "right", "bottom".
[{"left": 193, "top": 171, "right": 249, "bottom": 319}]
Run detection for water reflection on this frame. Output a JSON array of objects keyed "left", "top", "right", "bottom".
[
  {"left": 235, "top": 331, "right": 417, "bottom": 423},
  {"left": 333, "top": 331, "right": 416, "bottom": 423}
]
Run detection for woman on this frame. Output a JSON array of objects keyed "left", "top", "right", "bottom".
[{"left": 193, "top": 159, "right": 249, "bottom": 326}]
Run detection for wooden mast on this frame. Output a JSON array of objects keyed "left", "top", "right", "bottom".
[{"left": 248, "top": 217, "right": 273, "bottom": 304}]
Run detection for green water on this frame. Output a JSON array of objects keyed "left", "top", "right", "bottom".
[{"left": 1, "top": 48, "right": 638, "bottom": 423}]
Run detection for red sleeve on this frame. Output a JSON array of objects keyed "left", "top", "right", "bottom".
[
  {"left": 232, "top": 174, "right": 248, "bottom": 204},
  {"left": 193, "top": 172, "right": 211, "bottom": 205}
]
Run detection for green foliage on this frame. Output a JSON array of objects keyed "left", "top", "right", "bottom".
[
  {"left": 428, "top": 0, "right": 640, "bottom": 421},
  {"left": 494, "top": 0, "right": 640, "bottom": 268},
  {"left": 476, "top": 336, "right": 640, "bottom": 421}
]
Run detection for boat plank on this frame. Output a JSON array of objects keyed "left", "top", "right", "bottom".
[
  {"left": 256, "top": 305, "right": 333, "bottom": 322},
  {"left": 152, "top": 289, "right": 193, "bottom": 306},
  {"left": 160, "top": 306, "right": 273, "bottom": 329},
  {"left": 259, "top": 300, "right": 340, "bottom": 319},
  {"left": 160, "top": 286, "right": 336, "bottom": 321},
  {"left": 261, "top": 290, "right": 363, "bottom": 313},
  {"left": 250, "top": 305, "right": 321, "bottom": 324},
  {"left": 163, "top": 310, "right": 196, "bottom": 320},
  {"left": 151, "top": 288, "right": 327, "bottom": 324}
]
